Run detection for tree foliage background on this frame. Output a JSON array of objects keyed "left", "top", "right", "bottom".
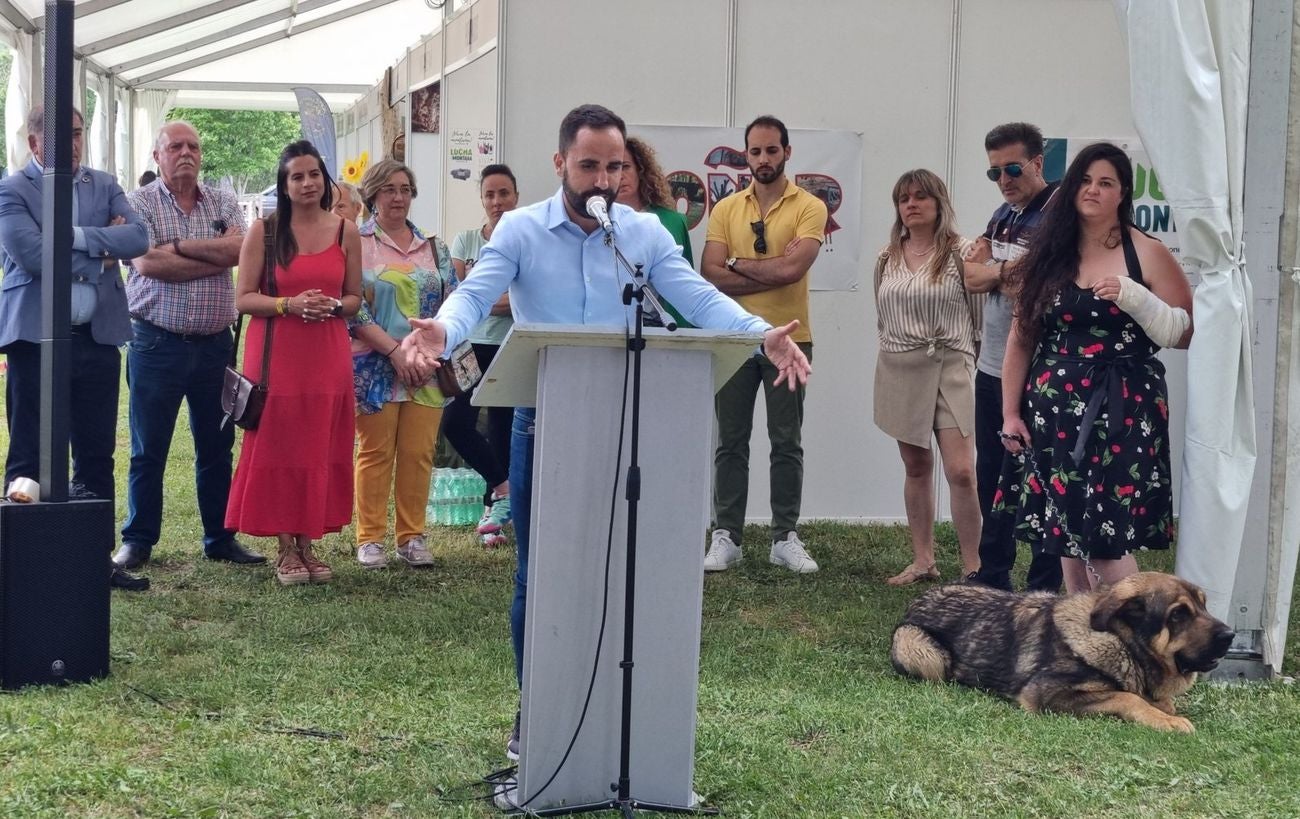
[{"left": 166, "top": 108, "right": 300, "bottom": 197}]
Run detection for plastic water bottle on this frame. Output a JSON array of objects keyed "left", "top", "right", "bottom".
[
  {"left": 468, "top": 471, "right": 486, "bottom": 522},
  {"left": 430, "top": 471, "right": 449, "bottom": 526},
  {"left": 448, "top": 469, "right": 465, "bottom": 525}
]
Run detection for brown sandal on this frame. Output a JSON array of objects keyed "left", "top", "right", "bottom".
[
  {"left": 299, "top": 544, "right": 333, "bottom": 584},
  {"left": 275, "top": 544, "right": 310, "bottom": 586},
  {"left": 886, "top": 563, "right": 941, "bottom": 586}
]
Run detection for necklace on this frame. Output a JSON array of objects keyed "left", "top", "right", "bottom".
[{"left": 908, "top": 242, "right": 935, "bottom": 257}]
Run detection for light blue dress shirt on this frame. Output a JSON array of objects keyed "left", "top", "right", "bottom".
[
  {"left": 34, "top": 160, "right": 98, "bottom": 324},
  {"left": 436, "top": 188, "right": 770, "bottom": 350}
]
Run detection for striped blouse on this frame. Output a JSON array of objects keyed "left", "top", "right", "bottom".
[{"left": 874, "top": 238, "right": 980, "bottom": 357}]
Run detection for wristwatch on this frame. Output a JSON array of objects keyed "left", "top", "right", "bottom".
[
  {"left": 329, "top": 297, "right": 343, "bottom": 317},
  {"left": 725, "top": 256, "right": 738, "bottom": 273}
]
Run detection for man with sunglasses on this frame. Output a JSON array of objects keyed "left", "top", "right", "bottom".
[
  {"left": 962, "top": 122, "right": 1061, "bottom": 593},
  {"left": 700, "top": 115, "right": 828, "bottom": 574}
]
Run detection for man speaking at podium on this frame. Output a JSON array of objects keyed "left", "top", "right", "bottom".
[{"left": 400, "top": 104, "right": 810, "bottom": 758}]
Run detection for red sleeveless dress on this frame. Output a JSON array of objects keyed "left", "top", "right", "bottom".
[{"left": 225, "top": 234, "right": 355, "bottom": 538}]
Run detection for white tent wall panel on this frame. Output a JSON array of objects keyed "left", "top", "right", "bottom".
[
  {"left": 729, "top": 0, "right": 953, "bottom": 523},
  {"left": 331, "top": 0, "right": 1197, "bottom": 525},
  {"left": 499, "top": 0, "right": 729, "bottom": 212},
  {"left": 441, "top": 49, "right": 498, "bottom": 238},
  {"left": 444, "top": 0, "right": 496, "bottom": 69},
  {"left": 494, "top": 0, "right": 1165, "bottom": 524}
]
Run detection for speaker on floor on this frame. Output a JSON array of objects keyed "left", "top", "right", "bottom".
[{"left": 0, "top": 500, "right": 112, "bottom": 690}]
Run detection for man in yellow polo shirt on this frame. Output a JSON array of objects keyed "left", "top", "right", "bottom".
[{"left": 701, "top": 114, "right": 827, "bottom": 574}]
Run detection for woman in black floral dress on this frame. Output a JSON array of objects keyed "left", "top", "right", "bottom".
[{"left": 996, "top": 143, "right": 1193, "bottom": 593}]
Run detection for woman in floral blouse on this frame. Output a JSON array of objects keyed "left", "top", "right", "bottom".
[
  {"left": 350, "top": 159, "right": 457, "bottom": 570},
  {"left": 997, "top": 142, "right": 1192, "bottom": 592}
]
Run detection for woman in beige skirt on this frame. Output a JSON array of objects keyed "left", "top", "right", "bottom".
[{"left": 873, "top": 169, "right": 983, "bottom": 585}]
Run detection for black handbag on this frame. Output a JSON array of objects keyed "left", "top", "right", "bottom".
[{"left": 221, "top": 225, "right": 277, "bottom": 430}]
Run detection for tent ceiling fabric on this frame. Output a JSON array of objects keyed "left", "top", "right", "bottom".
[{"left": 2, "top": 0, "right": 438, "bottom": 110}]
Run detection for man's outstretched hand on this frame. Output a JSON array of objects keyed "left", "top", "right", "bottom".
[
  {"left": 401, "top": 317, "right": 448, "bottom": 382},
  {"left": 762, "top": 320, "right": 811, "bottom": 390}
]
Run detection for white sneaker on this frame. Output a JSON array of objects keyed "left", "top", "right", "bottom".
[
  {"left": 703, "top": 529, "right": 742, "bottom": 572},
  {"left": 770, "top": 531, "right": 818, "bottom": 573},
  {"left": 356, "top": 541, "right": 387, "bottom": 569},
  {"left": 396, "top": 536, "right": 434, "bottom": 567},
  {"left": 491, "top": 774, "right": 519, "bottom": 810}
]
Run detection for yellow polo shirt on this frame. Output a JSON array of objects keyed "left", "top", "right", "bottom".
[{"left": 705, "top": 179, "right": 826, "bottom": 343}]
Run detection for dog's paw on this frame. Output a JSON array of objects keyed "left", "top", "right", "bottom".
[
  {"left": 1152, "top": 713, "right": 1195, "bottom": 734},
  {"left": 1151, "top": 699, "right": 1178, "bottom": 716}
]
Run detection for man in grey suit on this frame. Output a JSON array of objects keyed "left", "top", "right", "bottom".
[{"left": 0, "top": 105, "right": 150, "bottom": 591}]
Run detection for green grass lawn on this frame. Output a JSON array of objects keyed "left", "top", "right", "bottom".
[{"left": 2, "top": 380, "right": 1299, "bottom": 817}]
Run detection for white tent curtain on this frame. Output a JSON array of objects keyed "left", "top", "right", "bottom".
[
  {"left": 1112, "top": 0, "right": 1256, "bottom": 621},
  {"left": 4, "top": 29, "right": 34, "bottom": 172},
  {"left": 130, "top": 88, "right": 176, "bottom": 185},
  {"left": 115, "top": 88, "right": 131, "bottom": 187},
  {"left": 87, "top": 73, "right": 112, "bottom": 172}
]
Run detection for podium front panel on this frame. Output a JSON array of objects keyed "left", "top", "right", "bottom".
[{"left": 518, "top": 343, "right": 713, "bottom": 810}]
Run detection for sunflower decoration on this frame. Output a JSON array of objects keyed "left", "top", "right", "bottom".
[{"left": 342, "top": 151, "right": 370, "bottom": 184}]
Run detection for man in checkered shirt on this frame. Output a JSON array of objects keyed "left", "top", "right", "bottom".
[{"left": 111, "top": 121, "right": 267, "bottom": 571}]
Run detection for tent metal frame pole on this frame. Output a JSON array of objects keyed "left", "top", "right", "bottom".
[{"left": 1217, "top": 0, "right": 1297, "bottom": 680}]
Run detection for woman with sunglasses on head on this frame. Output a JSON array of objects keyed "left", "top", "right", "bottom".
[
  {"left": 227, "top": 140, "right": 363, "bottom": 586},
  {"left": 872, "top": 169, "right": 983, "bottom": 585},
  {"left": 997, "top": 142, "right": 1192, "bottom": 593},
  {"left": 349, "top": 159, "right": 459, "bottom": 570}
]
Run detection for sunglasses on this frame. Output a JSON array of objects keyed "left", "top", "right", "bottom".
[
  {"left": 986, "top": 159, "right": 1036, "bottom": 182},
  {"left": 750, "top": 220, "right": 767, "bottom": 254}
]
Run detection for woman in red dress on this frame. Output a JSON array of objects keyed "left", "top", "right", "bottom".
[{"left": 226, "top": 140, "right": 363, "bottom": 585}]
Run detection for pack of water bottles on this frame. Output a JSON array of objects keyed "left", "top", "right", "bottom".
[{"left": 427, "top": 467, "right": 488, "bottom": 526}]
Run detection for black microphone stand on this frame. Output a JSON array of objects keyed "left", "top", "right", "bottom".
[{"left": 529, "top": 226, "right": 712, "bottom": 818}]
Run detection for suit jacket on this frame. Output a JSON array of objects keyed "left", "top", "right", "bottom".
[{"left": 0, "top": 160, "right": 149, "bottom": 349}]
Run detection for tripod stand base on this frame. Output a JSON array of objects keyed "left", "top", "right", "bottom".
[{"left": 491, "top": 774, "right": 718, "bottom": 817}]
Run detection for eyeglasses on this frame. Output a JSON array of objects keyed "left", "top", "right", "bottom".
[
  {"left": 750, "top": 220, "right": 767, "bottom": 254},
  {"left": 986, "top": 159, "right": 1036, "bottom": 182},
  {"left": 378, "top": 185, "right": 415, "bottom": 198}
]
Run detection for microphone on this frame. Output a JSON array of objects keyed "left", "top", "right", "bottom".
[{"left": 585, "top": 195, "right": 613, "bottom": 233}]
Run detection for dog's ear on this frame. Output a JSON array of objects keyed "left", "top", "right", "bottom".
[{"left": 1090, "top": 590, "right": 1146, "bottom": 632}]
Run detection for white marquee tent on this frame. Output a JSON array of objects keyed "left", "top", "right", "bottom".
[
  {"left": 0, "top": 0, "right": 443, "bottom": 183},
  {"left": 1, "top": 0, "right": 1296, "bottom": 675}
]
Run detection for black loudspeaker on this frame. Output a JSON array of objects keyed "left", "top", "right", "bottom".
[{"left": 0, "top": 500, "right": 112, "bottom": 689}]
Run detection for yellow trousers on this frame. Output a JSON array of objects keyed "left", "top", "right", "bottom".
[{"left": 354, "top": 401, "right": 442, "bottom": 545}]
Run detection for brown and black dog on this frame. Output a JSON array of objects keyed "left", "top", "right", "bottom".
[{"left": 890, "top": 572, "right": 1234, "bottom": 733}]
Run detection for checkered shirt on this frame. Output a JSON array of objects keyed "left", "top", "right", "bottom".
[{"left": 125, "top": 180, "right": 246, "bottom": 335}]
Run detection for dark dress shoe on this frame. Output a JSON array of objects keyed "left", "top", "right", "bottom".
[
  {"left": 68, "top": 482, "right": 99, "bottom": 500},
  {"left": 110, "top": 567, "right": 150, "bottom": 592},
  {"left": 204, "top": 539, "right": 267, "bottom": 564},
  {"left": 112, "top": 542, "right": 152, "bottom": 570}
]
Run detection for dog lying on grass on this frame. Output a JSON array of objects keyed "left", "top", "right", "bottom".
[{"left": 890, "top": 572, "right": 1234, "bottom": 733}]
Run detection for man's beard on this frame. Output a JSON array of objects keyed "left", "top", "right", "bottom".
[
  {"left": 562, "top": 171, "right": 615, "bottom": 219},
  {"left": 750, "top": 157, "right": 785, "bottom": 185}
]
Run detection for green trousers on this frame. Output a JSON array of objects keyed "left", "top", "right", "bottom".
[{"left": 712, "top": 343, "right": 812, "bottom": 544}]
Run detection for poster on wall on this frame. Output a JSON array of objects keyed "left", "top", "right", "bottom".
[
  {"left": 447, "top": 127, "right": 496, "bottom": 183},
  {"left": 448, "top": 128, "right": 474, "bottom": 181},
  {"left": 632, "top": 125, "right": 862, "bottom": 292},
  {"left": 411, "top": 81, "right": 440, "bottom": 134},
  {"left": 475, "top": 129, "right": 496, "bottom": 177}
]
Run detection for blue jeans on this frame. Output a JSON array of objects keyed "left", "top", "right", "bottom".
[
  {"left": 121, "top": 320, "right": 236, "bottom": 552},
  {"left": 508, "top": 407, "right": 536, "bottom": 685}
]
